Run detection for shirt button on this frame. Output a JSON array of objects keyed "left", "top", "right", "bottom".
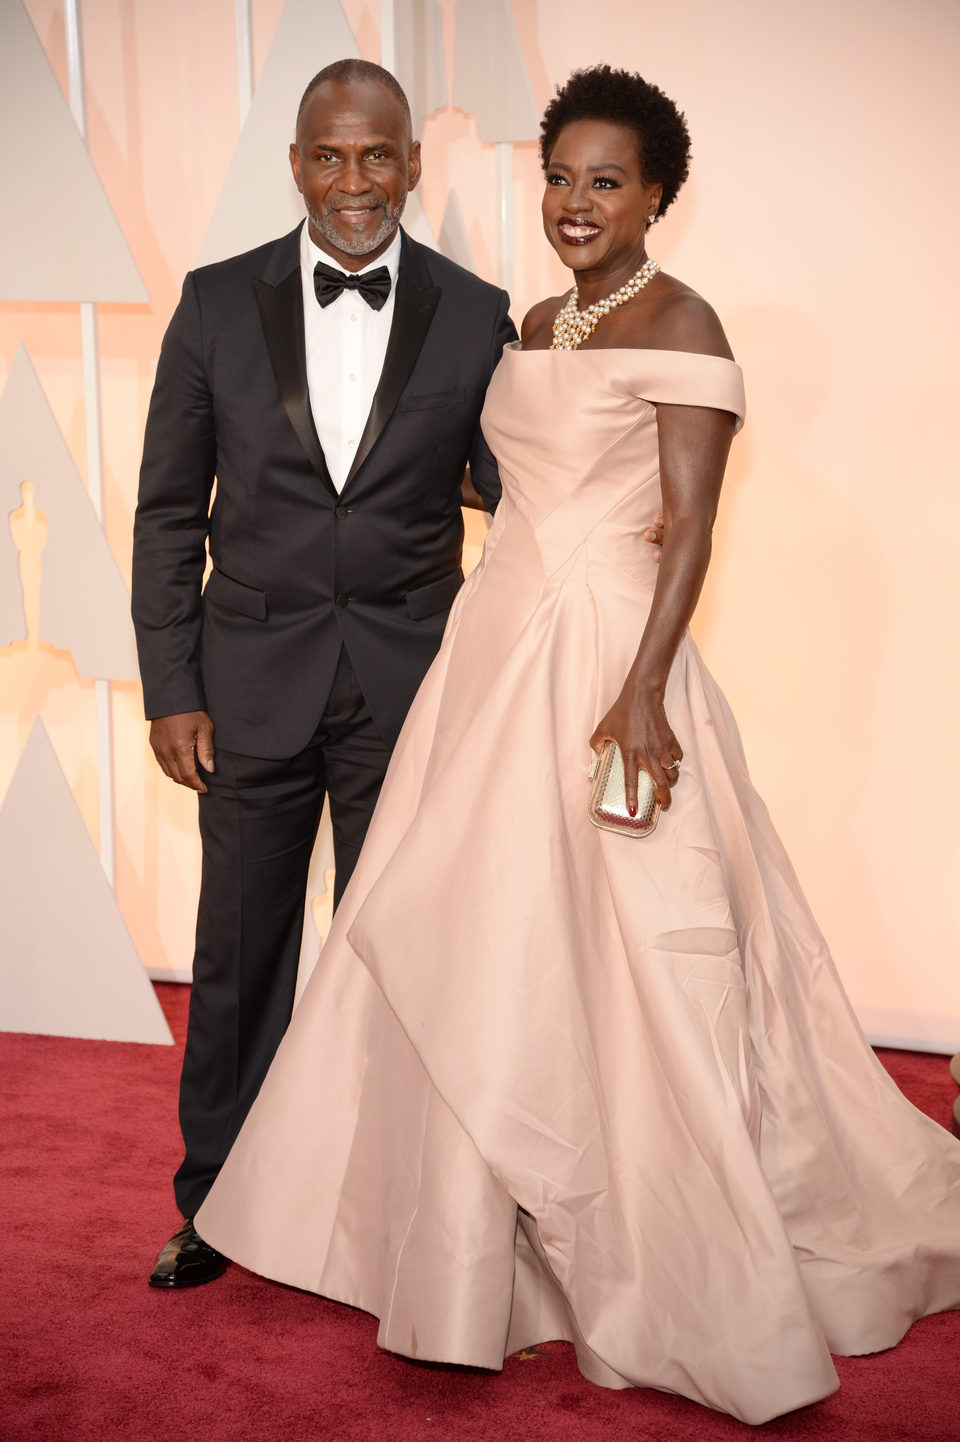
[
  {"left": 350, "top": 313, "right": 358, "bottom": 323},
  {"left": 348, "top": 373, "right": 357, "bottom": 382},
  {"left": 347, "top": 439, "right": 356, "bottom": 448},
  {"left": 335, "top": 593, "right": 349, "bottom": 608},
  {"left": 335, "top": 505, "right": 348, "bottom": 519}
]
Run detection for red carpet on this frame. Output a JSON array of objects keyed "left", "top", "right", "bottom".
[{"left": 2, "top": 983, "right": 959, "bottom": 1442}]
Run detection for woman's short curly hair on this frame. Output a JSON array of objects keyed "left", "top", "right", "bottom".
[{"left": 539, "top": 66, "right": 691, "bottom": 220}]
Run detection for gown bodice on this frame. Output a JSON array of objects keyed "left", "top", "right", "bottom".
[{"left": 474, "top": 342, "right": 745, "bottom": 597}]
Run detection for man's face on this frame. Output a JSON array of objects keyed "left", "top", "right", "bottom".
[{"left": 290, "top": 78, "right": 421, "bottom": 271}]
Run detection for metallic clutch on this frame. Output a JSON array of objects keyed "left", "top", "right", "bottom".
[{"left": 587, "top": 740, "right": 660, "bottom": 838}]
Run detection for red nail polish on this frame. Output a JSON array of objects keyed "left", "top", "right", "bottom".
[{"left": 628, "top": 805, "right": 637, "bottom": 817}]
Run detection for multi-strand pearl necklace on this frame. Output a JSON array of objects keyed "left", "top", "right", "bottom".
[{"left": 550, "top": 257, "right": 661, "bottom": 351}]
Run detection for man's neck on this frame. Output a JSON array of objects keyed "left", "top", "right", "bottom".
[{"left": 305, "top": 223, "right": 402, "bottom": 275}]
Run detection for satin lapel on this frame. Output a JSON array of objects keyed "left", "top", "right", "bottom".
[
  {"left": 252, "top": 263, "right": 337, "bottom": 500},
  {"left": 343, "top": 244, "right": 441, "bottom": 488}
]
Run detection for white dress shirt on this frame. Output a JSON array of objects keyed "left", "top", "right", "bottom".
[{"left": 300, "top": 221, "right": 400, "bottom": 492}]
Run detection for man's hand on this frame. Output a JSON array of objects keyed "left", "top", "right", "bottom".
[
  {"left": 149, "top": 711, "right": 215, "bottom": 793},
  {"left": 644, "top": 512, "right": 665, "bottom": 561},
  {"left": 460, "top": 468, "right": 488, "bottom": 512}
]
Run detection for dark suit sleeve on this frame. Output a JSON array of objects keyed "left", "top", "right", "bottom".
[
  {"left": 467, "top": 288, "right": 517, "bottom": 514},
  {"left": 131, "top": 272, "right": 216, "bottom": 718}
]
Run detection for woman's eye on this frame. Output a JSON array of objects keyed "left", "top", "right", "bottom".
[
  {"left": 545, "top": 173, "right": 568, "bottom": 186},
  {"left": 593, "top": 176, "right": 620, "bottom": 189}
]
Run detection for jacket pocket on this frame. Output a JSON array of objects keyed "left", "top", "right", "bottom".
[
  {"left": 395, "top": 386, "right": 466, "bottom": 413},
  {"left": 203, "top": 568, "right": 267, "bottom": 620},
  {"left": 405, "top": 569, "right": 463, "bottom": 620}
]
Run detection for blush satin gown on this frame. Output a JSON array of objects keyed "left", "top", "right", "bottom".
[{"left": 195, "top": 344, "right": 960, "bottom": 1425}]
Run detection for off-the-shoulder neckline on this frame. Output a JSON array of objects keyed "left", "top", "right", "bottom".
[{"left": 505, "top": 340, "right": 739, "bottom": 364}]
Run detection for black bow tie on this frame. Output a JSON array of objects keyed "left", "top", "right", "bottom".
[{"left": 313, "top": 262, "right": 392, "bottom": 311}]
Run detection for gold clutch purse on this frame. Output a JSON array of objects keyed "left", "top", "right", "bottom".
[{"left": 587, "top": 740, "right": 660, "bottom": 838}]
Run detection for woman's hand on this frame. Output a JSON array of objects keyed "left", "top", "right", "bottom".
[{"left": 590, "top": 688, "right": 682, "bottom": 814}]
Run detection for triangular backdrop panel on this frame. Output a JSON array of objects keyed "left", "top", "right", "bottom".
[
  {"left": 401, "top": 188, "right": 440, "bottom": 250},
  {"left": 0, "top": 347, "right": 139, "bottom": 679},
  {"left": 0, "top": 720, "right": 173, "bottom": 1045},
  {"left": 452, "top": 0, "right": 539, "bottom": 143},
  {"left": 394, "top": 0, "right": 447, "bottom": 138},
  {"left": 197, "top": 0, "right": 359, "bottom": 266},
  {"left": 438, "top": 189, "right": 475, "bottom": 270},
  {"left": 0, "top": 1, "right": 147, "bottom": 301}
]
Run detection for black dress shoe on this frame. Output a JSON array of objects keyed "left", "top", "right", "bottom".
[{"left": 148, "top": 1217, "right": 230, "bottom": 1288}]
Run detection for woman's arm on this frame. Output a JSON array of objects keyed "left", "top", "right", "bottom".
[{"left": 589, "top": 294, "right": 737, "bottom": 815}]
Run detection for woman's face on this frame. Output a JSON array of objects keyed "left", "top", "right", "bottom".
[{"left": 541, "top": 119, "right": 662, "bottom": 282}]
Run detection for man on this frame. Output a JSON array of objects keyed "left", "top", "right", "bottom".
[{"left": 132, "top": 59, "right": 515, "bottom": 1288}]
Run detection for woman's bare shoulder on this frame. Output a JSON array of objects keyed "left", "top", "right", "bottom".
[
  {"left": 633, "top": 275, "right": 734, "bottom": 360},
  {"left": 521, "top": 294, "right": 568, "bottom": 349}
]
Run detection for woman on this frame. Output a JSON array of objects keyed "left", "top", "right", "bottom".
[{"left": 196, "top": 67, "right": 960, "bottom": 1424}]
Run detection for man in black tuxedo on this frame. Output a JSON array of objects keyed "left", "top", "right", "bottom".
[{"left": 132, "top": 59, "right": 515, "bottom": 1287}]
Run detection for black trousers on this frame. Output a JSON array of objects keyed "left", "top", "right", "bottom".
[{"left": 174, "top": 646, "right": 392, "bottom": 1217}]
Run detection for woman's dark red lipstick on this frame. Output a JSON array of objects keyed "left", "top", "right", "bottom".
[{"left": 557, "top": 218, "right": 603, "bottom": 245}]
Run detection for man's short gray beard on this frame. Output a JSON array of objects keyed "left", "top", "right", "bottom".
[{"left": 307, "top": 195, "right": 406, "bottom": 258}]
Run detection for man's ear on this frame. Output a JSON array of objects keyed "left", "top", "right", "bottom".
[
  {"left": 407, "top": 140, "right": 422, "bottom": 193},
  {"left": 289, "top": 143, "right": 303, "bottom": 193}
]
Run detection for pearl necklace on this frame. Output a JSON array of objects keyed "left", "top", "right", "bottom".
[{"left": 550, "top": 258, "right": 661, "bottom": 351}]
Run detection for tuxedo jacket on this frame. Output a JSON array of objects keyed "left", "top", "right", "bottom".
[{"left": 132, "top": 226, "right": 516, "bottom": 757}]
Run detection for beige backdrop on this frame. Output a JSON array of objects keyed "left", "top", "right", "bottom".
[{"left": 2, "top": 0, "right": 958, "bottom": 1049}]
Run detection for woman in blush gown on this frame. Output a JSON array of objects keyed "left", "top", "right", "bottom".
[{"left": 195, "top": 67, "right": 960, "bottom": 1425}]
